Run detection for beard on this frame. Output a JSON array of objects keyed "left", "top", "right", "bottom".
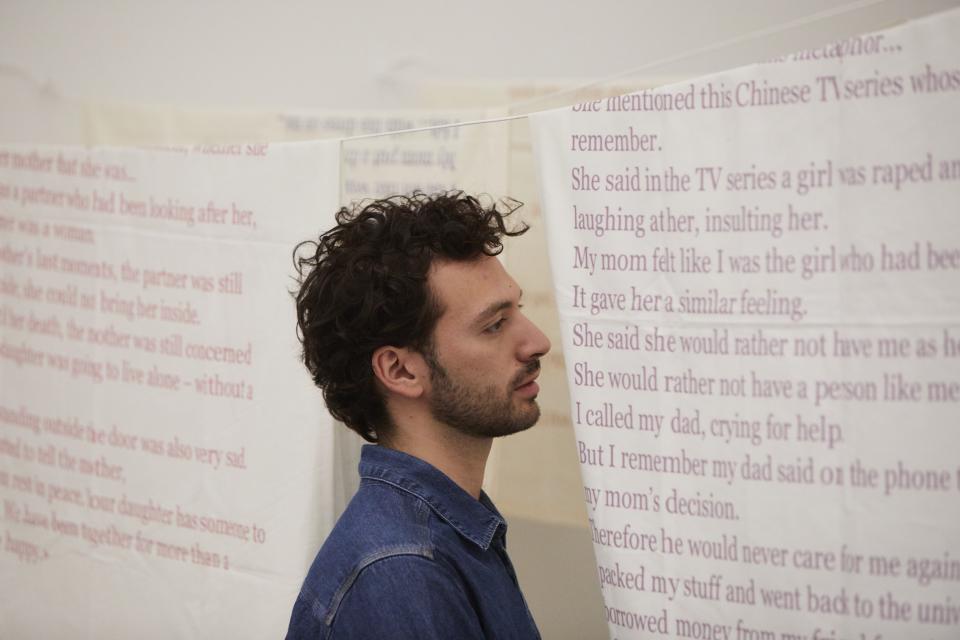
[{"left": 423, "top": 346, "right": 542, "bottom": 439}]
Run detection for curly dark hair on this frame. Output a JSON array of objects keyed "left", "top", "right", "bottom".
[{"left": 293, "top": 191, "right": 529, "bottom": 442}]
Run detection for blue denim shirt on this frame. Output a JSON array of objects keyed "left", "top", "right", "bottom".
[{"left": 286, "top": 445, "right": 541, "bottom": 640}]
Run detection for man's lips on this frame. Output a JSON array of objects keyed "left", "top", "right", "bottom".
[
  {"left": 514, "top": 379, "right": 540, "bottom": 397},
  {"left": 514, "top": 361, "right": 541, "bottom": 389},
  {"left": 514, "top": 363, "right": 541, "bottom": 395}
]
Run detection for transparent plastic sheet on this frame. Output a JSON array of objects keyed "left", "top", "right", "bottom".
[
  {"left": 0, "top": 139, "right": 344, "bottom": 639},
  {"left": 528, "top": 5, "right": 960, "bottom": 636},
  {"left": 335, "top": 3, "right": 959, "bottom": 637},
  {"left": 339, "top": 120, "right": 611, "bottom": 638}
]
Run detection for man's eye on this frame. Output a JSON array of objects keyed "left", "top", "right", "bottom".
[{"left": 485, "top": 318, "right": 506, "bottom": 334}]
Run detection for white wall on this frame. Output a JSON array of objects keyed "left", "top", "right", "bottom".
[{"left": 1, "top": 0, "right": 956, "bottom": 111}]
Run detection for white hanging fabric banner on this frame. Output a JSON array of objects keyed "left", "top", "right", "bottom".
[
  {"left": 531, "top": 8, "right": 959, "bottom": 640},
  {"left": 0, "top": 140, "right": 340, "bottom": 638}
]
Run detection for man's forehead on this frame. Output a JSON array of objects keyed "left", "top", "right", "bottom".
[{"left": 428, "top": 256, "right": 520, "bottom": 319}]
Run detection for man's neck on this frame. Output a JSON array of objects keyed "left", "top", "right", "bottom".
[{"left": 379, "top": 425, "right": 492, "bottom": 500}]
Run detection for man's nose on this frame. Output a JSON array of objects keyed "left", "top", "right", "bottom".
[{"left": 518, "top": 314, "right": 551, "bottom": 361}]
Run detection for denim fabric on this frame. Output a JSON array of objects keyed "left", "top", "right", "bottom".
[{"left": 286, "top": 444, "right": 541, "bottom": 640}]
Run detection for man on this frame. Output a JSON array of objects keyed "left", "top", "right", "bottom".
[{"left": 286, "top": 192, "right": 550, "bottom": 639}]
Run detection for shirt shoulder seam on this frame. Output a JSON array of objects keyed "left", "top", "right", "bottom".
[{"left": 323, "top": 544, "right": 434, "bottom": 627}]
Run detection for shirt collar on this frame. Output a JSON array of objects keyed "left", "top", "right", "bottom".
[{"left": 358, "top": 444, "right": 506, "bottom": 551}]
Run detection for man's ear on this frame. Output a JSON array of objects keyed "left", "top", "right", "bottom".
[{"left": 371, "top": 346, "right": 427, "bottom": 399}]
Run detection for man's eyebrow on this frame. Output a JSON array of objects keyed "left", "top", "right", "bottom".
[{"left": 472, "top": 290, "right": 523, "bottom": 327}]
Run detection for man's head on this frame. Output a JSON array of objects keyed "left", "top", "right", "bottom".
[{"left": 294, "top": 192, "right": 550, "bottom": 443}]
